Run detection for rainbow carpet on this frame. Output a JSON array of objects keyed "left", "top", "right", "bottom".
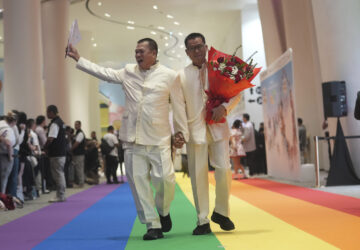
[{"left": 0, "top": 172, "right": 359, "bottom": 250}]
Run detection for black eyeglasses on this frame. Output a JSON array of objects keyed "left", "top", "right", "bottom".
[{"left": 186, "top": 44, "right": 205, "bottom": 52}]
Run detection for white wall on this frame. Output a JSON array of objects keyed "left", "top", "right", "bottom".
[
  {"left": 311, "top": 0, "right": 360, "bottom": 176},
  {"left": 239, "top": 4, "right": 266, "bottom": 129}
]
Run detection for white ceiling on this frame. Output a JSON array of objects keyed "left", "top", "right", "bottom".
[{"left": 0, "top": 0, "right": 257, "bottom": 69}]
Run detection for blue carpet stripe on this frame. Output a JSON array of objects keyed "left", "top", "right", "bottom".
[{"left": 33, "top": 183, "right": 137, "bottom": 250}]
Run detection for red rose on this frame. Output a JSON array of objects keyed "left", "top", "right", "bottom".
[
  {"left": 227, "top": 61, "right": 236, "bottom": 66},
  {"left": 217, "top": 57, "right": 225, "bottom": 63},
  {"left": 225, "top": 66, "right": 233, "bottom": 72},
  {"left": 235, "top": 75, "right": 241, "bottom": 82},
  {"left": 223, "top": 72, "right": 230, "bottom": 78}
]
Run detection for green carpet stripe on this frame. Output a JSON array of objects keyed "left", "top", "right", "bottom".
[{"left": 125, "top": 184, "right": 222, "bottom": 250}]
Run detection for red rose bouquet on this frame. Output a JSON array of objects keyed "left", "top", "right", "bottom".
[{"left": 206, "top": 46, "right": 261, "bottom": 124}]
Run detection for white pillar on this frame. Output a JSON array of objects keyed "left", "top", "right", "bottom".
[
  {"left": 3, "top": 0, "right": 45, "bottom": 118},
  {"left": 41, "top": 0, "right": 70, "bottom": 123}
]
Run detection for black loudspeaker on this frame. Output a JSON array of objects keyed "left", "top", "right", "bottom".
[{"left": 322, "top": 81, "right": 347, "bottom": 118}]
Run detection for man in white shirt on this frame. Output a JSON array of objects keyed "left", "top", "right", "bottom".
[
  {"left": 0, "top": 115, "right": 16, "bottom": 194},
  {"left": 70, "top": 121, "right": 86, "bottom": 188},
  {"left": 242, "top": 113, "right": 257, "bottom": 176},
  {"left": 103, "top": 125, "right": 119, "bottom": 184},
  {"left": 35, "top": 115, "right": 47, "bottom": 149},
  {"left": 67, "top": 38, "right": 188, "bottom": 240},
  {"left": 175, "top": 33, "right": 238, "bottom": 235}
]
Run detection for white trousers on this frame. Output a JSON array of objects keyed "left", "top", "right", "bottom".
[
  {"left": 124, "top": 143, "right": 175, "bottom": 229},
  {"left": 187, "top": 129, "right": 232, "bottom": 226}
]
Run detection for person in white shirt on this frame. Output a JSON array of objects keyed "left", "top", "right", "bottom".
[
  {"left": 103, "top": 125, "right": 119, "bottom": 184},
  {"left": 0, "top": 114, "right": 17, "bottom": 194},
  {"left": 242, "top": 113, "right": 257, "bottom": 176},
  {"left": 175, "top": 33, "right": 238, "bottom": 235},
  {"left": 35, "top": 115, "right": 47, "bottom": 149},
  {"left": 67, "top": 38, "right": 188, "bottom": 240}
]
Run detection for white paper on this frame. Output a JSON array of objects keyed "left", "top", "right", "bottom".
[{"left": 68, "top": 19, "right": 81, "bottom": 46}]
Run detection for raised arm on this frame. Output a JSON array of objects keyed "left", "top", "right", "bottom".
[{"left": 66, "top": 44, "right": 124, "bottom": 83}]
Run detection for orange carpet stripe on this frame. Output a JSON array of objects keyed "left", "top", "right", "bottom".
[
  {"left": 240, "top": 178, "right": 360, "bottom": 216},
  {"left": 209, "top": 173, "right": 360, "bottom": 250}
]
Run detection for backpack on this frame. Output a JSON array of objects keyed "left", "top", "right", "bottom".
[{"left": 100, "top": 138, "right": 114, "bottom": 155}]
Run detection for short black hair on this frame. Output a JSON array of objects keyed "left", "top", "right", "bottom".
[
  {"left": 184, "top": 33, "right": 206, "bottom": 48},
  {"left": 75, "top": 120, "right": 81, "bottom": 125},
  {"left": 137, "top": 38, "right": 158, "bottom": 55},
  {"left": 243, "top": 113, "right": 250, "bottom": 121},
  {"left": 298, "top": 118, "right": 303, "bottom": 125},
  {"left": 107, "top": 125, "right": 114, "bottom": 132},
  {"left": 36, "top": 115, "right": 46, "bottom": 125},
  {"left": 26, "top": 118, "right": 35, "bottom": 129},
  {"left": 47, "top": 105, "right": 58, "bottom": 114},
  {"left": 233, "top": 119, "right": 242, "bottom": 129}
]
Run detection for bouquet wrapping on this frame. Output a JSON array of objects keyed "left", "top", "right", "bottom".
[{"left": 206, "top": 47, "right": 261, "bottom": 124}]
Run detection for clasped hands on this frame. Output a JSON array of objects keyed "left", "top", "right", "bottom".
[{"left": 173, "top": 132, "right": 185, "bottom": 149}]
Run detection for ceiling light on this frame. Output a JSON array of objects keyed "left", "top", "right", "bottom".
[
  {"left": 150, "top": 31, "right": 157, "bottom": 35},
  {"left": 153, "top": 5, "right": 158, "bottom": 10},
  {"left": 126, "top": 26, "right": 135, "bottom": 30},
  {"left": 128, "top": 20, "right": 135, "bottom": 25},
  {"left": 93, "top": 43, "right": 97, "bottom": 47},
  {"left": 171, "top": 50, "right": 176, "bottom": 54},
  {"left": 178, "top": 32, "right": 183, "bottom": 36},
  {"left": 174, "top": 21, "right": 180, "bottom": 25},
  {"left": 177, "top": 54, "right": 181, "bottom": 58},
  {"left": 157, "top": 26, "right": 165, "bottom": 30},
  {"left": 180, "top": 45, "right": 184, "bottom": 48},
  {"left": 166, "top": 14, "right": 174, "bottom": 19},
  {"left": 91, "top": 37, "right": 95, "bottom": 41},
  {"left": 97, "top": 2, "right": 102, "bottom": 6},
  {"left": 165, "top": 43, "right": 169, "bottom": 47},
  {"left": 164, "top": 36, "right": 168, "bottom": 40},
  {"left": 0, "top": 9, "right": 4, "bottom": 13},
  {"left": 104, "top": 13, "right": 111, "bottom": 18}
]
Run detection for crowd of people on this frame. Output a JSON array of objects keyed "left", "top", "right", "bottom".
[{"left": 0, "top": 105, "right": 125, "bottom": 211}]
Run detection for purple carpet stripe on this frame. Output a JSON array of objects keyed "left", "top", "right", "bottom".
[{"left": 0, "top": 183, "right": 122, "bottom": 250}]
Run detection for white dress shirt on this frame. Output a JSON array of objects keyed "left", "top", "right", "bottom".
[
  {"left": 35, "top": 126, "right": 47, "bottom": 148},
  {"left": 175, "top": 63, "right": 242, "bottom": 144},
  {"left": 76, "top": 57, "right": 188, "bottom": 146},
  {"left": 103, "top": 133, "right": 119, "bottom": 157},
  {"left": 242, "top": 121, "right": 256, "bottom": 152},
  {"left": 0, "top": 120, "right": 16, "bottom": 154}
]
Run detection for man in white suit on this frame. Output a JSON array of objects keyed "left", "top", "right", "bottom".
[
  {"left": 175, "top": 33, "right": 238, "bottom": 235},
  {"left": 67, "top": 38, "right": 188, "bottom": 240}
]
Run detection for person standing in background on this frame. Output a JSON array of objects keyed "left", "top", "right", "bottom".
[
  {"left": 44, "top": 105, "right": 67, "bottom": 203},
  {"left": 229, "top": 120, "right": 247, "bottom": 179},
  {"left": 242, "top": 113, "right": 257, "bottom": 176}
]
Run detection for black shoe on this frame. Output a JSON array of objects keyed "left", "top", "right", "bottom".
[
  {"left": 106, "top": 180, "right": 113, "bottom": 184},
  {"left": 211, "top": 211, "right": 235, "bottom": 231},
  {"left": 192, "top": 223, "right": 212, "bottom": 235},
  {"left": 159, "top": 214, "right": 172, "bottom": 232},
  {"left": 143, "top": 228, "right": 164, "bottom": 240}
]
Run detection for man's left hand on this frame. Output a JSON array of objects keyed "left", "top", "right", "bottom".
[{"left": 211, "top": 105, "right": 227, "bottom": 122}]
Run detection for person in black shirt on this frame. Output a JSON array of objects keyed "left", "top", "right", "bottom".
[
  {"left": 44, "top": 105, "right": 67, "bottom": 203},
  {"left": 70, "top": 121, "right": 86, "bottom": 188}
]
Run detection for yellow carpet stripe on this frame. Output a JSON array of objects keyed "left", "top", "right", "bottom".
[{"left": 176, "top": 173, "right": 338, "bottom": 250}]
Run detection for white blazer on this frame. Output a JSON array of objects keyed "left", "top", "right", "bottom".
[
  {"left": 76, "top": 57, "right": 188, "bottom": 146},
  {"left": 176, "top": 63, "right": 241, "bottom": 144}
]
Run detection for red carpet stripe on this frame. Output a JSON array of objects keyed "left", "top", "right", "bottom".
[{"left": 239, "top": 178, "right": 360, "bottom": 216}]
